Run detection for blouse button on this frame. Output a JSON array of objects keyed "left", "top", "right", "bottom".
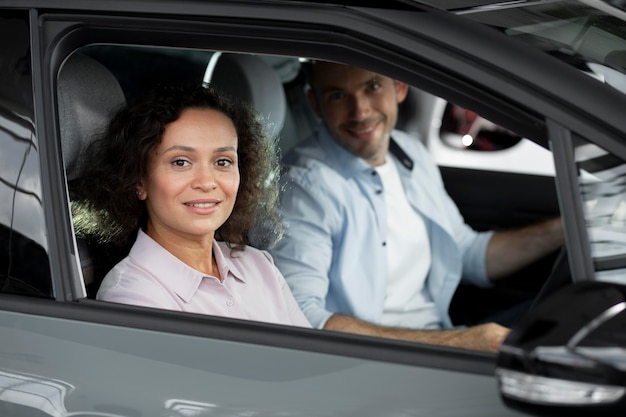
[{"left": 226, "top": 300, "right": 234, "bottom": 307}]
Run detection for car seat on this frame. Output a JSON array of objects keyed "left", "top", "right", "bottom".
[
  {"left": 202, "top": 52, "right": 319, "bottom": 157},
  {"left": 204, "top": 52, "right": 288, "bottom": 141},
  {"left": 57, "top": 52, "right": 127, "bottom": 295},
  {"left": 58, "top": 53, "right": 127, "bottom": 182}
]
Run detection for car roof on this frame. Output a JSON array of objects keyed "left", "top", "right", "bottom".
[{"left": 410, "top": 0, "right": 517, "bottom": 11}]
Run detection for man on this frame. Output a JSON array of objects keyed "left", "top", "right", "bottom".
[{"left": 271, "top": 61, "right": 564, "bottom": 352}]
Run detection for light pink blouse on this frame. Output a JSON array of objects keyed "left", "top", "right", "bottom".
[{"left": 97, "top": 230, "right": 311, "bottom": 328}]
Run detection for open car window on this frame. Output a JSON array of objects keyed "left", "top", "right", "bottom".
[{"left": 60, "top": 45, "right": 562, "bottom": 334}]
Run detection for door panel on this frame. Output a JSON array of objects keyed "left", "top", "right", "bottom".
[{"left": 0, "top": 305, "right": 526, "bottom": 417}]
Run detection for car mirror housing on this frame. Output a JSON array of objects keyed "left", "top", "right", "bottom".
[{"left": 495, "top": 281, "right": 626, "bottom": 416}]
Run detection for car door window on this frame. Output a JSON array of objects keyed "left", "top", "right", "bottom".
[{"left": 425, "top": 97, "right": 556, "bottom": 177}]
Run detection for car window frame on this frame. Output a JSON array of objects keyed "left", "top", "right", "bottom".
[
  {"left": 548, "top": 120, "right": 596, "bottom": 282},
  {"left": 39, "top": 10, "right": 552, "bottom": 300},
  {"left": 28, "top": 9, "right": 509, "bottom": 373}
]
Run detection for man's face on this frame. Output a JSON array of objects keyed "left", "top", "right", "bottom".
[{"left": 308, "top": 62, "right": 408, "bottom": 167}]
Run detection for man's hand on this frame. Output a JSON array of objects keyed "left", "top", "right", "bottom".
[{"left": 442, "top": 323, "right": 510, "bottom": 352}]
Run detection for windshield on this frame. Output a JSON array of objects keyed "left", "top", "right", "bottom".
[{"left": 456, "top": 0, "right": 626, "bottom": 94}]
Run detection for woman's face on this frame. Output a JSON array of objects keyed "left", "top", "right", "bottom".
[{"left": 138, "top": 108, "right": 239, "bottom": 243}]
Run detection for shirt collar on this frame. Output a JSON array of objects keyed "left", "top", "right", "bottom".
[
  {"left": 129, "top": 230, "right": 246, "bottom": 303},
  {"left": 316, "top": 125, "right": 414, "bottom": 177},
  {"left": 389, "top": 137, "right": 414, "bottom": 171},
  {"left": 212, "top": 240, "right": 246, "bottom": 284}
]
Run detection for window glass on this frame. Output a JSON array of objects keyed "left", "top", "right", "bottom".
[
  {"left": 425, "top": 97, "right": 555, "bottom": 176},
  {"left": 575, "top": 139, "right": 626, "bottom": 284},
  {"left": 460, "top": 1, "right": 626, "bottom": 97},
  {"left": 0, "top": 10, "right": 52, "bottom": 297},
  {"left": 438, "top": 102, "right": 522, "bottom": 151}
]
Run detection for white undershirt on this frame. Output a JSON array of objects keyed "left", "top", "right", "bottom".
[{"left": 375, "top": 157, "right": 441, "bottom": 329}]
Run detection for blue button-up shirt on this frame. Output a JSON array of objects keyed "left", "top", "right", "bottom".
[{"left": 271, "top": 126, "right": 492, "bottom": 329}]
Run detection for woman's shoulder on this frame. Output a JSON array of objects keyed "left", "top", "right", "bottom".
[
  {"left": 215, "top": 242, "right": 280, "bottom": 280},
  {"left": 216, "top": 241, "right": 272, "bottom": 262},
  {"left": 96, "top": 255, "right": 173, "bottom": 306}
]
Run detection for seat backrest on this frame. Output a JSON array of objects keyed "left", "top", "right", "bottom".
[
  {"left": 57, "top": 52, "right": 126, "bottom": 293},
  {"left": 204, "top": 52, "right": 287, "bottom": 141},
  {"left": 58, "top": 52, "right": 126, "bottom": 180}
]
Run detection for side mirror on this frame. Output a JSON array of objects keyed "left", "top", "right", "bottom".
[{"left": 495, "top": 281, "right": 626, "bottom": 416}]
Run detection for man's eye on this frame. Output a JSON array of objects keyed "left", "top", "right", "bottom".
[
  {"left": 368, "top": 82, "right": 381, "bottom": 91},
  {"left": 328, "top": 92, "right": 344, "bottom": 101}
]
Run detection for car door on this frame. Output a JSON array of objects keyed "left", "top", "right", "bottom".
[
  {"left": 2, "top": 1, "right": 626, "bottom": 416},
  {"left": 0, "top": 4, "right": 527, "bottom": 416}
]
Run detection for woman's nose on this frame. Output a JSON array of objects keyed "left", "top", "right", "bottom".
[{"left": 192, "top": 166, "right": 217, "bottom": 190}]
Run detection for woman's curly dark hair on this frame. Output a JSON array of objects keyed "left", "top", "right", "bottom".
[{"left": 71, "top": 82, "right": 283, "bottom": 252}]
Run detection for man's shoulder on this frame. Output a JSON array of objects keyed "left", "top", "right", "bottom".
[
  {"left": 281, "top": 157, "right": 345, "bottom": 196},
  {"left": 284, "top": 132, "right": 329, "bottom": 165},
  {"left": 283, "top": 133, "right": 344, "bottom": 180}
]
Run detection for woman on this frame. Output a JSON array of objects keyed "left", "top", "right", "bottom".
[{"left": 72, "top": 83, "right": 310, "bottom": 328}]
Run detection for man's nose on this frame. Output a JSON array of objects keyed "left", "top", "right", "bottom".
[{"left": 349, "top": 95, "right": 370, "bottom": 119}]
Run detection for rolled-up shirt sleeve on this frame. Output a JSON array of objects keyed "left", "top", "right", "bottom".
[
  {"left": 456, "top": 222, "right": 493, "bottom": 287},
  {"left": 432, "top": 172, "right": 492, "bottom": 287}
]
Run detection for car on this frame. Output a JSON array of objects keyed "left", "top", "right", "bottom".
[{"left": 2, "top": 0, "right": 626, "bottom": 416}]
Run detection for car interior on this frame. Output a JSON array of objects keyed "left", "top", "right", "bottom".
[
  {"left": 59, "top": 47, "right": 319, "bottom": 295},
  {"left": 58, "top": 44, "right": 565, "bottom": 328}
]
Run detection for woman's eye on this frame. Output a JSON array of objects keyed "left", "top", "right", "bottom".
[
  {"left": 172, "top": 159, "right": 190, "bottom": 167},
  {"left": 216, "top": 158, "right": 233, "bottom": 167}
]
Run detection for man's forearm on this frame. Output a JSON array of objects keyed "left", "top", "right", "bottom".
[
  {"left": 486, "top": 217, "right": 564, "bottom": 280},
  {"left": 324, "top": 314, "right": 508, "bottom": 352}
]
